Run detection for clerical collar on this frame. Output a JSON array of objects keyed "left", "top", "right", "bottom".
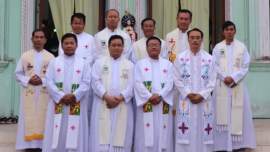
[
  {"left": 189, "top": 49, "right": 201, "bottom": 56},
  {"left": 110, "top": 56, "right": 121, "bottom": 61},
  {"left": 178, "top": 28, "right": 189, "bottom": 34},
  {"left": 34, "top": 49, "right": 43, "bottom": 53},
  {"left": 149, "top": 57, "right": 159, "bottom": 62},
  {"left": 107, "top": 27, "right": 117, "bottom": 33},
  {"left": 64, "top": 53, "right": 75, "bottom": 59},
  {"left": 72, "top": 31, "right": 84, "bottom": 37}
]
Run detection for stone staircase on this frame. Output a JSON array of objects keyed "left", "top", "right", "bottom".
[{"left": 0, "top": 119, "right": 269, "bottom": 152}]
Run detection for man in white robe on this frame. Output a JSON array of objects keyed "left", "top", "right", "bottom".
[
  {"left": 131, "top": 18, "right": 167, "bottom": 63},
  {"left": 93, "top": 9, "right": 132, "bottom": 60},
  {"left": 15, "top": 29, "right": 54, "bottom": 152},
  {"left": 42, "top": 33, "right": 91, "bottom": 152},
  {"left": 212, "top": 21, "right": 256, "bottom": 152},
  {"left": 174, "top": 28, "right": 217, "bottom": 152},
  {"left": 58, "top": 13, "right": 94, "bottom": 123},
  {"left": 89, "top": 35, "right": 134, "bottom": 152},
  {"left": 134, "top": 36, "right": 174, "bottom": 152}
]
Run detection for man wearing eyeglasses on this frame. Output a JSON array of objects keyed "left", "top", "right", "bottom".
[
  {"left": 134, "top": 36, "right": 174, "bottom": 152},
  {"left": 174, "top": 28, "right": 216, "bottom": 152},
  {"left": 131, "top": 18, "right": 167, "bottom": 64},
  {"left": 93, "top": 9, "right": 132, "bottom": 61},
  {"left": 90, "top": 35, "right": 134, "bottom": 152}
]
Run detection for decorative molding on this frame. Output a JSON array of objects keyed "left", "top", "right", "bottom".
[
  {"left": 21, "top": 0, "right": 34, "bottom": 54},
  {"left": 249, "top": 62, "right": 270, "bottom": 72},
  {"left": 134, "top": 0, "right": 145, "bottom": 39},
  {"left": 225, "top": 0, "right": 233, "bottom": 21},
  {"left": 0, "top": 0, "right": 5, "bottom": 60},
  {"left": 259, "top": 0, "right": 270, "bottom": 58},
  {"left": 0, "top": 61, "right": 9, "bottom": 73}
]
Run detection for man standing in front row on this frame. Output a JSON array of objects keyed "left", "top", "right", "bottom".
[
  {"left": 15, "top": 29, "right": 54, "bottom": 152},
  {"left": 131, "top": 18, "right": 167, "bottom": 63},
  {"left": 90, "top": 35, "right": 134, "bottom": 152},
  {"left": 212, "top": 21, "right": 256, "bottom": 152},
  {"left": 43, "top": 33, "right": 91, "bottom": 152},
  {"left": 134, "top": 36, "right": 174, "bottom": 152},
  {"left": 174, "top": 28, "right": 216, "bottom": 152},
  {"left": 93, "top": 9, "right": 132, "bottom": 60}
]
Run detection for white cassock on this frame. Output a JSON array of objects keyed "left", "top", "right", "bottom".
[
  {"left": 42, "top": 54, "right": 91, "bottom": 152},
  {"left": 92, "top": 28, "right": 132, "bottom": 60},
  {"left": 174, "top": 50, "right": 216, "bottom": 152},
  {"left": 131, "top": 37, "right": 168, "bottom": 64},
  {"left": 134, "top": 57, "right": 174, "bottom": 152},
  {"left": 59, "top": 31, "right": 94, "bottom": 126},
  {"left": 15, "top": 50, "right": 45, "bottom": 150},
  {"left": 212, "top": 42, "right": 256, "bottom": 151},
  {"left": 89, "top": 57, "right": 134, "bottom": 152}
]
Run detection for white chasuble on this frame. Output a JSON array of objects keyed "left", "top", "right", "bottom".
[
  {"left": 52, "top": 55, "right": 84, "bottom": 149},
  {"left": 21, "top": 49, "right": 54, "bottom": 140},
  {"left": 174, "top": 50, "right": 216, "bottom": 152},
  {"left": 216, "top": 39, "right": 245, "bottom": 138}
]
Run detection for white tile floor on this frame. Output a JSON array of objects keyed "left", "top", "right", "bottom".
[{"left": 0, "top": 119, "right": 269, "bottom": 152}]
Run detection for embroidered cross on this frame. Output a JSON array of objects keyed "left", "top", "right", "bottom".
[
  {"left": 169, "top": 38, "right": 175, "bottom": 43},
  {"left": 163, "top": 69, "right": 167, "bottom": 73},
  {"left": 146, "top": 123, "right": 150, "bottom": 128},
  {"left": 57, "top": 68, "right": 61, "bottom": 73},
  {"left": 85, "top": 45, "right": 88, "bottom": 49},
  {"left": 204, "top": 124, "right": 212, "bottom": 135},
  {"left": 144, "top": 67, "right": 149, "bottom": 72},
  {"left": 164, "top": 125, "right": 166, "bottom": 129},
  {"left": 178, "top": 123, "right": 189, "bottom": 134},
  {"left": 55, "top": 125, "right": 58, "bottom": 129},
  {"left": 71, "top": 125, "right": 75, "bottom": 130},
  {"left": 76, "top": 69, "right": 81, "bottom": 74}
]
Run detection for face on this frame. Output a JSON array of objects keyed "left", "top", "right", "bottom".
[
  {"left": 188, "top": 31, "right": 203, "bottom": 50},
  {"left": 146, "top": 39, "right": 161, "bottom": 58},
  {"left": 177, "top": 12, "right": 191, "bottom": 31},
  {"left": 105, "top": 10, "right": 120, "bottom": 29},
  {"left": 141, "top": 20, "right": 155, "bottom": 37},
  {"left": 70, "top": 17, "right": 85, "bottom": 34},
  {"left": 222, "top": 25, "right": 236, "bottom": 40},
  {"left": 31, "top": 31, "right": 46, "bottom": 49},
  {"left": 62, "top": 37, "right": 77, "bottom": 56},
  {"left": 108, "top": 39, "right": 124, "bottom": 58}
]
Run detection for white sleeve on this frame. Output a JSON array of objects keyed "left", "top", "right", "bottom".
[
  {"left": 85, "top": 37, "right": 95, "bottom": 67},
  {"left": 58, "top": 41, "right": 64, "bottom": 56},
  {"left": 212, "top": 44, "right": 227, "bottom": 81},
  {"left": 91, "top": 59, "right": 106, "bottom": 98},
  {"left": 93, "top": 34, "right": 103, "bottom": 61},
  {"left": 161, "top": 41, "right": 168, "bottom": 59},
  {"left": 122, "top": 34, "right": 132, "bottom": 59},
  {"left": 15, "top": 57, "right": 30, "bottom": 87},
  {"left": 131, "top": 46, "right": 138, "bottom": 64},
  {"left": 120, "top": 62, "right": 134, "bottom": 103}
]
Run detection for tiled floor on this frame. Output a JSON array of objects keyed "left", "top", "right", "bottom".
[{"left": 0, "top": 119, "right": 269, "bottom": 152}]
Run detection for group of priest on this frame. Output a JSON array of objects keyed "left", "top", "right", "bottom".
[{"left": 14, "top": 9, "right": 256, "bottom": 152}]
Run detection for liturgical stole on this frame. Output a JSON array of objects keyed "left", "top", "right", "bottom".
[
  {"left": 99, "top": 55, "right": 130, "bottom": 147},
  {"left": 216, "top": 39, "right": 244, "bottom": 137},
  {"left": 52, "top": 55, "right": 84, "bottom": 149},
  {"left": 22, "top": 49, "right": 54, "bottom": 140},
  {"left": 177, "top": 50, "right": 213, "bottom": 145},
  {"left": 98, "top": 28, "right": 127, "bottom": 56},
  {"left": 140, "top": 57, "right": 170, "bottom": 149}
]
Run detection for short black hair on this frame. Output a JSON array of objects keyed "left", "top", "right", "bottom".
[
  {"left": 106, "top": 9, "right": 119, "bottom": 18},
  {"left": 109, "top": 35, "right": 124, "bottom": 46},
  {"left": 222, "top": 21, "right": 236, "bottom": 31},
  {"left": 32, "top": 29, "right": 45, "bottom": 38},
  {"left": 187, "top": 28, "right": 204, "bottom": 38},
  {"left": 71, "top": 13, "right": 86, "bottom": 24},
  {"left": 141, "top": 18, "right": 156, "bottom": 27},
  {"left": 177, "top": 9, "right": 192, "bottom": 20},
  {"left": 61, "top": 33, "right": 78, "bottom": 45},
  {"left": 146, "top": 36, "right": 162, "bottom": 46}
]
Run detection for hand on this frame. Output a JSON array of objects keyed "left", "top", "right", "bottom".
[
  {"left": 103, "top": 93, "right": 119, "bottom": 109},
  {"left": 61, "top": 94, "right": 75, "bottom": 105},
  {"left": 190, "top": 94, "right": 204, "bottom": 104},
  {"left": 115, "top": 94, "right": 125, "bottom": 103},
  {"left": 224, "top": 76, "right": 234, "bottom": 86},
  {"left": 149, "top": 94, "right": 161, "bottom": 105},
  {"left": 230, "top": 82, "right": 237, "bottom": 88},
  {"left": 29, "top": 74, "right": 42, "bottom": 85},
  {"left": 187, "top": 93, "right": 196, "bottom": 100}
]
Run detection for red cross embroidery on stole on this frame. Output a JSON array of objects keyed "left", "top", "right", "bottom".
[
  {"left": 57, "top": 68, "right": 61, "bottom": 73},
  {"left": 71, "top": 125, "right": 75, "bottom": 130},
  {"left": 76, "top": 69, "right": 81, "bottom": 74},
  {"left": 164, "top": 125, "right": 166, "bottom": 129},
  {"left": 163, "top": 69, "right": 167, "bottom": 73},
  {"left": 146, "top": 123, "right": 150, "bottom": 127},
  {"left": 178, "top": 123, "right": 189, "bottom": 134},
  {"left": 55, "top": 125, "right": 58, "bottom": 129},
  {"left": 169, "top": 38, "right": 175, "bottom": 43},
  {"left": 204, "top": 124, "right": 212, "bottom": 135},
  {"left": 145, "top": 67, "right": 149, "bottom": 72},
  {"left": 85, "top": 45, "right": 88, "bottom": 49}
]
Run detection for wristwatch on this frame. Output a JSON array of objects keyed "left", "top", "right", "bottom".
[{"left": 158, "top": 93, "right": 163, "bottom": 100}]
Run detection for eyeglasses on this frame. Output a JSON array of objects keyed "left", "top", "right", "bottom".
[
  {"left": 147, "top": 44, "right": 160, "bottom": 47},
  {"left": 189, "top": 36, "right": 201, "bottom": 40}
]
